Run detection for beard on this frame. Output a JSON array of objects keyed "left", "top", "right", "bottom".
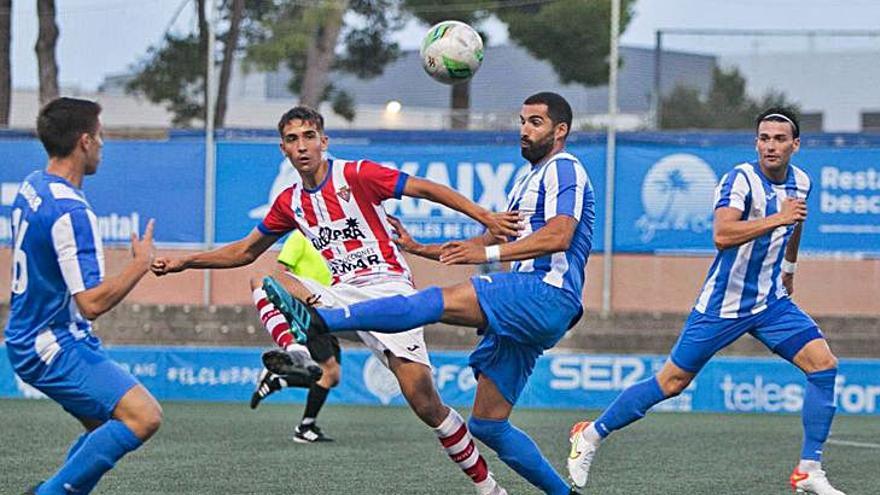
[{"left": 520, "top": 133, "right": 554, "bottom": 164}]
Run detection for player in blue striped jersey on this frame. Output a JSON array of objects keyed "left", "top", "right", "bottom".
[
  {"left": 262, "top": 92, "right": 593, "bottom": 495},
  {"left": 568, "top": 108, "right": 845, "bottom": 495},
  {"left": 5, "top": 98, "right": 161, "bottom": 494}
]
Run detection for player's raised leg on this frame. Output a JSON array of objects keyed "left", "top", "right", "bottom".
[
  {"left": 250, "top": 275, "right": 322, "bottom": 381},
  {"left": 261, "top": 275, "right": 445, "bottom": 342}
]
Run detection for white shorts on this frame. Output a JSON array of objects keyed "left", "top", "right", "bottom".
[{"left": 294, "top": 276, "right": 431, "bottom": 368}]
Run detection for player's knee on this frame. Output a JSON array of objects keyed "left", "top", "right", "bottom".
[
  {"left": 138, "top": 401, "right": 163, "bottom": 439},
  {"left": 810, "top": 355, "right": 838, "bottom": 373},
  {"left": 659, "top": 374, "right": 692, "bottom": 397},
  {"left": 122, "top": 400, "right": 162, "bottom": 441}
]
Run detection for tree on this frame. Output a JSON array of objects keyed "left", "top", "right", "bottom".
[
  {"left": 498, "top": 0, "right": 635, "bottom": 87},
  {"left": 0, "top": 0, "right": 11, "bottom": 126},
  {"left": 402, "top": 0, "right": 491, "bottom": 129},
  {"left": 216, "top": 0, "right": 244, "bottom": 127},
  {"left": 661, "top": 66, "right": 800, "bottom": 130},
  {"left": 36, "top": 0, "right": 59, "bottom": 105},
  {"left": 128, "top": 0, "right": 401, "bottom": 126},
  {"left": 245, "top": 0, "right": 403, "bottom": 120},
  {"left": 127, "top": 0, "right": 247, "bottom": 127}
]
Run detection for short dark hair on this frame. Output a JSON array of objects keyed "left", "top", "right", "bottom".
[
  {"left": 36, "top": 97, "right": 102, "bottom": 158},
  {"left": 278, "top": 105, "right": 325, "bottom": 136},
  {"left": 523, "top": 92, "right": 573, "bottom": 138},
  {"left": 756, "top": 106, "right": 800, "bottom": 139}
]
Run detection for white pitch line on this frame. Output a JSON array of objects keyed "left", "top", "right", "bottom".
[{"left": 827, "top": 439, "right": 880, "bottom": 449}]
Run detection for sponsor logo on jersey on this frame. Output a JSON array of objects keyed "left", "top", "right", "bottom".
[
  {"left": 311, "top": 218, "right": 366, "bottom": 251},
  {"left": 327, "top": 248, "right": 382, "bottom": 276}
]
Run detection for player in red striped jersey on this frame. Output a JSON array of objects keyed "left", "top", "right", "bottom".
[{"left": 152, "top": 106, "right": 518, "bottom": 495}]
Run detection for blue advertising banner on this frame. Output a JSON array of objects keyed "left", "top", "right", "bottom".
[
  {"left": 215, "top": 140, "right": 607, "bottom": 248},
  {"left": 613, "top": 144, "right": 880, "bottom": 254},
  {"left": 2, "top": 131, "right": 877, "bottom": 254},
  {"left": 2, "top": 345, "right": 877, "bottom": 415},
  {"left": 0, "top": 140, "right": 205, "bottom": 246}
]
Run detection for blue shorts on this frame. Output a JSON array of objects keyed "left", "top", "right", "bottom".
[
  {"left": 10, "top": 337, "right": 139, "bottom": 421},
  {"left": 469, "top": 272, "right": 582, "bottom": 405},
  {"left": 670, "top": 298, "right": 823, "bottom": 373}
]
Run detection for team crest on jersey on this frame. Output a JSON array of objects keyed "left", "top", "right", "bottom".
[{"left": 336, "top": 185, "right": 351, "bottom": 202}]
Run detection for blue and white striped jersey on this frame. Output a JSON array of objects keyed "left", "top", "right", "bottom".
[
  {"left": 694, "top": 161, "right": 811, "bottom": 318},
  {"left": 4, "top": 170, "right": 105, "bottom": 372},
  {"left": 507, "top": 151, "right": 595, "bottom": 301}
]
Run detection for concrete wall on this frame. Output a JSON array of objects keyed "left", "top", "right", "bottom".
[{"left": 1, "top": 247, "right": 878, "bottom": 316}]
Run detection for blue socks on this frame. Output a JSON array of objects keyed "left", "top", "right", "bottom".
[
  {"left": 39, "top": 420, "right": 142, "bottom": 494},
  {"left": 66, "top": 431, "right": 91, "bottom": 461},
  {"left": 801, "top": 368, "right": 837, "bottom": 461},
  {"left": 593, "top": 376, "right": 666, "bottom": 438},
  {"left": 62, "top": 432, "right": 98, "bottom": 493},
  {"left": 318, "top": 286, "right": 444, "bottom": 334},
  {"left": 468, "top": 417, "right": 570, "bottom": 495}
]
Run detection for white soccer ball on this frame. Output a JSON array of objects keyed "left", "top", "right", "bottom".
[{"left": 420, "top": 20, "right": 484, "bottom": 85}]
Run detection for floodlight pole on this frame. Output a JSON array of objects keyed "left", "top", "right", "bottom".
[
  {"left": 653, "top": 29, "right": 663, "bottom": 129},
  {"left": 601, "top": 0, "right": 621, "bottom": 318},
  {"left": 203, "top": 0, "right": 217, "bottom": 306}
]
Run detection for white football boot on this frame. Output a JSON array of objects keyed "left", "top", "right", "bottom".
[
  {"left": 790, "top": 467, "right": 846, "bottom": 495},
  {"left": 567, "top": 421, "right": 600, "bottom": 489}
]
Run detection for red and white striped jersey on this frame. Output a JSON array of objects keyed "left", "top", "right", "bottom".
[{"left": 259, "top": 159, "right": 413, "bottom": 287}]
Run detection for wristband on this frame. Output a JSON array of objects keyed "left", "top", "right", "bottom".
[
  {"left": 781, "top": 259, "right": 797, "bottom": 274},
  {"left": 484, "top": 245, "right": 501, "bottom": 263}
]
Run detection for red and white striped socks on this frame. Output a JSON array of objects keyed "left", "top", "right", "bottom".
[
  {"left": 252, "top": 287, "right": 302, "bottom": 353},
  {"left": 435, "top": 408, "right": 501, "bottom": 494}
]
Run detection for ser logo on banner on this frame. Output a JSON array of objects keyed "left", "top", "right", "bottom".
[{"left": 636, "top": 154, "right": 717, "bottom": 243}]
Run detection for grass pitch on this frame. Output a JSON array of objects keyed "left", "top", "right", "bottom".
[{"left": 2, "top": 399, "right": 877, "bottom": 494}]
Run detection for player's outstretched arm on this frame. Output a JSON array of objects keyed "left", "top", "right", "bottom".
[
  {"left": 74, "top": 219, "right": 156, "bottom": 320},
  {"left": 713, "top": 197, "right": 806, "bottom": 250},
  {"left": 151, "top": 228, "right": 278, "bottom": 275},
  {"left": 388, "top": 215, "right": 496, "bottom": 261},
  {"left": 440, "top": 215, "right": 576, "bottom": 265},
  {"left": 402, "top": 176, "right": 521, "bottom": 240}
]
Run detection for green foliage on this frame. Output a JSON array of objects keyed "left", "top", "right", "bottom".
[
  {"left": 126, "top": 34, "right": 205, "bottom": 127},
  {"left": 127, "top": 0, "right": 402, "bottom": 125},
  {"left": 331, "top": 89, "right": 357, "bottom": 121},
  {"left": 244, "top": 0, "right": 403, "bottom": 121},
  {"left": 661, "top": 66, "right": 801, "bottom": 130},
  {"left": 336, "top": 0, "right": 403, "bottom": 78},
  {"left": 498, "top": 0, "right": 636, "bottom": 87},
  {"left": 403, "top": 0, "right": 489, "bottom": 28}
]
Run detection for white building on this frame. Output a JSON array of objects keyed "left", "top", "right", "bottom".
[{"left": 721, "top": 50, "right": 880, "bottom": 132}]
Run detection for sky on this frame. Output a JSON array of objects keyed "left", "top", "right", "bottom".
[{"left": 8, "top": 0, "right": 880, "bottom": 91}]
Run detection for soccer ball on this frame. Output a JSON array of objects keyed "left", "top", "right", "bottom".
[{"left": 420, "top": 21, "right": 484, "bottom": 85}]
